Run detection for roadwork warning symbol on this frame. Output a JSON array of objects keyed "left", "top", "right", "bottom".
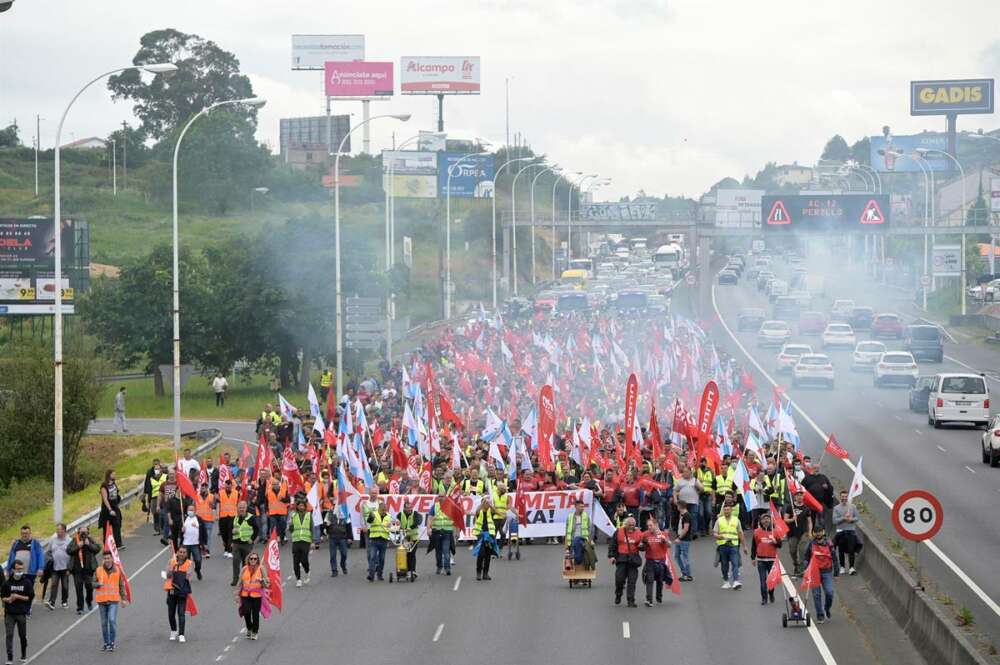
[
  {"left": 860, "top": 199, "right": 885, "bottom": 224},
  {"left": 766, "top": 200, "right": 791, "bottom": 225}
]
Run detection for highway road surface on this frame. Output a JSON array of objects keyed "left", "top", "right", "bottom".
[{"left": 711, "top": 255, "right": 1000, "bottom": 642}]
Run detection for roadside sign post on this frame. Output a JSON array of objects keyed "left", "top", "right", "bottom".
[{"left": 892, "top": 489, "right": 944, "bottom": 590}]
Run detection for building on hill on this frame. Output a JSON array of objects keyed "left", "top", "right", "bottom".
[{"left": 61, "top": 137, "right": 106, "bottom": 150}]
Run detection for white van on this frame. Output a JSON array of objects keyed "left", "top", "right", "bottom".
[{"left": 928, "top": 373, "right": 990, "bottom": 429}]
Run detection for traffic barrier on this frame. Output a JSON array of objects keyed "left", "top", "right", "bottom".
[
  {"left": 858, "top": 522, "right": 991, "bottom": 665},
  {"left": 40, "top": 428, "right": 224, "bottom": 546}
]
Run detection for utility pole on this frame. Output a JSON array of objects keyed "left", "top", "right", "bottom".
[
  {"left": 34, "top": 115, "right": 40, "bottom": 196},
  {"left": 505, "top": 78, "right": 510, "bottom": 156},
  {"left": 121, "top": 120, "right": 128, "bottom": 190}
]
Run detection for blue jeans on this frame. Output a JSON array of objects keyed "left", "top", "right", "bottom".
[
  {"left": 329, "top": 538, "right": 349, "bottom": 575},
  {"left": 674, "top": 541, "right": 691, "bottom": 578},
  {"left": 719, "top": 544, "right": 741, "bottom": 582},
  {"left": 200, "top": 520, "right": 214, "bottom": 553},
  {"left": 270, "top": 514, "right": 287, "bottom": 541},
  {"left": 433, "top": 530, "right": 452, "bottom": 572},
  {"left": 99, "top": 602, "right": 118, "bottom": 646},
  {"left": 571, "top": 536, "right": 586, "bottom": 564},
  {"left": 367, "top": 538, "right": 387, "bottom": 578},
  {"left": 698, "top": 495, "right": 713, "bottom": 533},
  {"left": 812, "top": 569, "right": 835, "bottom": 618},
  {"left": 757, "top": 560, "right": 775, "bottom": 600},
  {"left": 686, "top": 503, "right": 700, "bottom": 535}
]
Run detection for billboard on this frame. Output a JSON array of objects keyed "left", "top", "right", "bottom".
[
  {"left": 579, "top": 203, "right": 656, "bottom": 221},
  {"left": 401, "top": 56, "right": 481, "bottom": 94},
  {"left": 870, "top": 133, "right": 951, "bottom": 172},
  {"left": 438, "top": 152, "right": 494, "bottom": 198},
  {"left": 932, "top": 245, "right": 961, "bottom": 277},
  {"left": 418, "top": 131, "right": 447, "bottom": 152},
  {"left": 383, "top": 150, "right": 438, "bottom": 198},
  {"left": 714, "top": 189, "right": 763, "bottom": 228},
  {"left": 911, "top": 79, "right": 994, "bottom": 115},
  {"left": 761, "top": 195, "right": 890, "bottom": 233},
  {"left": 325, "top": 62, "right": 393, "bottom": 98},
  {"left": 0, "top": 218, "right": 80, "bottom": 314},
  {"left": 279, "top": 115, "right": 350, "bottom": 154},
  {"left": 292, "top": 34, "right": 364, "bottom": 69}
]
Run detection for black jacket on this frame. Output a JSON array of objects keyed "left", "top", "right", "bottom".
[
  {"left": 325, "top": 514, "right": 353, "bottom": 541},
  {"left": 66, "top": 536, "right": 102, "bottom": 575},
  {"left": 802, "top": 472, "right": 836, "bottom": 509}
]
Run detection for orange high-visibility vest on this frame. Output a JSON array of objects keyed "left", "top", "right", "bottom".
[
  {"left": 94, "top": 566, "right": 122, "bottom": 604},
  {"left": 196, "top": 494, "right": 216, "bottom": 522},
  {"left": 218, "top": 489, "right": 239, "bottom": 518},
  {"left": 239, "top": 565, "right": 265, "bottom": 598},
  {"left": 267, "top": 484, "right": 289, "bottom": 516},
  {"left": 162, "top": 558, "right": 192, "bottom": 592}
]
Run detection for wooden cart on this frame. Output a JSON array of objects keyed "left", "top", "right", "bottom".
[{"left": 562, "top": 562, "right": 596, "bottom": 588}]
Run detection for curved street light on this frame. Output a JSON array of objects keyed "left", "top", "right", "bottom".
[
  {"left": 490, "top": 156, "right": 535, "bottom": 307},
  {"left": 529, "top": 164, "right": 559, "bottom": 285},
  {"left": 445, "top": 151, "right": 489, "bottom": 317},
  {"left": 568, "top": 173, "right": 598, "bottom": 262},
  {"left": 510, "top": 159, "right": 542, "bottom": 296}
]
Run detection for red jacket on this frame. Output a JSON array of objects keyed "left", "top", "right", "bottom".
[
  {"left": 752, "top": 528, "right": 780, "bottom": 560},
  {"left": 620, "top": 483, "right": 641, "bottom": 508},
  {"left": 643, "top": 532, "right": 670, "bottom": 561}
]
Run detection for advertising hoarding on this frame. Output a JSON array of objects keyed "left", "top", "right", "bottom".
[
  {"left": 400, "top": 56, "right": 481, "bottom": 94},
  {"left": 579, "top": 203, "right": 656, "bottom": 221},
  {"left": 714, "top": 189, "right": 763, "bottom": 228},
  {"left": 418, "top": 131, "right": 447, "bottom": 152},
  {"left": 910, "top": 79, "right": 994, "bottom": 115},
  {"left": 761, "top": 195, "right": 890, "bottom": 233},
  {"left": 292, "top": 34, "right": 364, "bottom": 69},
  {"left": 0, "top": 218, "right": 80, "bottom": 314},
  {"left": 438, "top": 152, "right": 494, "bottom": 198},
  {"left": 279, "top": 115, "right": 350, "bottom": 154},
  {"left": 325, "top": 62, "right": 394, "bottom": 97},
  {"left": 932, "top": 245, "right": 961, "bottom": 277},
  {"left": 870, "top": 133, "right": 951, "bottom": 172},
  {"left": 383, "top": 150, "right": 438, "bottom": 198}
]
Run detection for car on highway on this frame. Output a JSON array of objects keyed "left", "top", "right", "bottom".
[
  {"left": 738, "top": 307, "right": 766, "bottom": 332},
  {"left": 798, "top": 311, "right": 827, "bottom": 336},
  {"left": 556, "top": 292, "right": 589, "bottom": 313},
  {"left": 757, "top": 320, "right": 792, "bottom": 347},
  {"left": 830, "top": 299, "right": 856, "bottom": 321},
  {"left": 848, "top": 306, "right": 875, "bottom": 330},
  {"left": 908, "top": 376, "right": 935, "bottom": 412},
  {"left": 776, "top": 343, "right": 813, "bottom": 373},
  {"left": 871, "top": 313, "right": 904, "bottom": 339},
  {"left": 767, "top": 279, "right": 789, "bottom": 302},
  {"left": 873, "top": 351, "right": 919, "bottom": 387},
  {"left": 851, "top": 341, "right": 887, "bottom": 371},
  {"left": 928, "top": 373, "right": 990, "bottom": 429},
  {"left": 718, "top": 269, "right": 738, "bottom": 285},
  {"left": 772, "top": 296, "right": 799, "bottom": 320},
  {"left": 725, "top": 261, "right": 743, "bottom": 277},
  {"left": 789, "top": 290, "right": 812, "bottom": 308},
  {"left": 756, "top": 270, "right": 775, "bottom": 290},
  {"left": 903, "top": 324, "right": 944, "bottom": 363},
  {"left": 615, "top": 290, "right": 649, "bottom": 312},
  {"left": 822, "top": 323, "right": 856, "bottom": 349},
  {"left": 793, "top": 353, "right": 835, "bottom": 388},
  {"left": 746, "top": 266, "right": 761, "bottom": 280},
  {"left": 980, "top": 415, "right": 1000, "bottom": 466}
]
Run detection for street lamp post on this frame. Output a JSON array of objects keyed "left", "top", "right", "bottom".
[
  {"left": 490, "top": 156, "right": 534, "bottom": 308},
  {"left": 335, "top": 113, "right": 411, "bottom": 398},
  {"left": 551, "top": 171, "right": 580, "bottom": 280},
  {"left": 530, "top": 165, "right": 559, "bottom": 286},
  {"left": 445, "top": 151, "right": 488, "bottom": 318},
  {"left": 384, "top": 135, "right": 421, "bottom": 361},
  {"left": 510, "top": 160, "right": 540, "bottom": 297},
  {"left": 920, "top": 148, "right": 967, "bottom": 315},
  {"left": 52, "top": 61, "right": 177, "bottom": 522},
  {"left": 567, "top": 174, "right": 597, "bottom": 262},
  {"left": 172, "top": 97, "right": 266, "bottom": 452}
]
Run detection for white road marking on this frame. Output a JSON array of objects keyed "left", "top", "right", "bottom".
[
  {"left": 231, "top": 636, "right": 239, "bottom": 643},
  {"left": 893, "top": 415, "right": 902, "bottom": 421},
  {"left": 433, "top": 623, "right": 445, "bottom": 642},
  {"left": 914, "top": 429, "right": 923, "bottom": 435},
  {"left": 713, "top": 278, "right": 1000, "bottom": 623},
  {"left": 216, "top": 657, "right": 225, "bottom": 662},
  {"left": 622, "top": 621, "right": 631, "bottom": 639},
  {"left": 25, "top": 545, "right": 171, "bottom": 663},
  {"left": 965, "top": 466, "right": 977, "bottom": 474},
  {"left": 936, "top": 445, "right": 947, "bottom": 453},
  {"left": 453, "top": 576, "right": 462, "bottom": 591},
  {"left": 224, "top": 645, "right": 232, "bottom": 652}
]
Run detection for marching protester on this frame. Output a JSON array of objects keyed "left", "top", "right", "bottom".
[
  {"left": 429, "top": 489, "right": 455, "bottom": 576},
  {"left": 833, "top": 490, "right": 860, "bottom": 575},
  {"left": 608, "top": 516, "right": 642, "bottom": 607},
  {"left": 750, "top": 512, "right": 781, "bottom": 605},
  {"left": 364, "top": 501, "right": 390, "bottom": 582},
  {"left": 5, "top": 526, "right": 44, "bottom": 587},
  {"left": 143, "top": 459, "right": 166, "bottom": 535},
  {"left": 640, "top": 521, "right": 672, "bottom": 607},
  {"left": 2, "top": 559, "right": 34, "bottom": 664},
  {"left": 290, "top": 499, "right": 312, "bottom": 587},
  {"left": 99, "top": 470, "right": 124, "bottom": 550},
  {"left": 44, "top": 523, "right": 71, "bottom": 610},
  {"left": 94, "top": 552, "right": 128, "bottom": 652},
  {"left": 784, "top": 491, "right": 813, "bottom": 577},
  {"left": 195, "top": 484, "right": 217, "bottom": 559},
  {"left": 564, "top": 499, "right": 592, "bottom": 566},
  {"left": 674, "top": 500, "right": 694, "bottom": 582},
  {"left": 472, "top": 499, "right": 499, "bottom": 581},
  {"left": 804, "top": 527, "right": 836, "bottom": 623},
  {"left": 181, "top": 505, "right": 204, "bottom": 581},
  {"left": 713, "top": 502, "right": 747, "bottom": 590},
  {"left": 163, "top": 546, "right": 194, "bottom": 643},
  {"left": 230, "top": 502, "right": 258, "bottom": 586},
  {"left": 217, "top": 478, "right": 240, "bottom": 559},
  {"left": 326, "top": 507, "right": 352, "bottom": 577},
  {"left": 67, "top": 526, "right": 102, "bottom": 614},
  {"left": 399, "top": 500, "right": 422, "bottom": 580},
  {"left": 235, "top": 552, "right": 268, "bottom": 640}
]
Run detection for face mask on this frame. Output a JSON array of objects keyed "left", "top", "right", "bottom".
[
  {"left": 187, "top": 511, "right": 195, "bottom": 518},
  {"left": 12, "top": 572, "right": 23, "bottom": 580}
]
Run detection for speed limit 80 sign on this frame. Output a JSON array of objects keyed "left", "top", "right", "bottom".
[{"left": 891, "top": 490, "right": 944, "bottom": 542}]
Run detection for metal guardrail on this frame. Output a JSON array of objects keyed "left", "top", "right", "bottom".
[{"left": 36, "top": 428, "right": 224, "bottom": 548}]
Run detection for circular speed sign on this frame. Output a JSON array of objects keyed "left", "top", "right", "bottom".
[
  {"left": 891, "top": 490, "right": 943, "bottom": 542},
  {"left": 686, "top": 273, "right": 696, "bottom": 286}
]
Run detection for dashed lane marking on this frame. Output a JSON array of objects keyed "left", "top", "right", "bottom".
[
  {"left": 622, "top": 622, "right": 631, "bottom": 639},
  {"left": 433, "top": 623, "right": 445, "bottom": 642},
  {"left": 936, "top": 445, "right": 947, "bottom": 453},
  {"left": 965, "top": 466, "right": 977, "bottom": 474},
  {"left": 453, "top": 576, "right": 462, "bottom": 591}
]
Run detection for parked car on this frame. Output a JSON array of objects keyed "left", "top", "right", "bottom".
[{"left": 871, "top": 313, "right": 903, "bottom": 339}]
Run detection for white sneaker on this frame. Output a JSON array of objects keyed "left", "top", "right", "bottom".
[
  {"left": 732, "top": 580, "right": 743, "bottom": 590},
  {"left": 169, "top": 631, "right": 177, "bottom": 641},
  {"left": 295, "top": 579, "right": 303, "bottom": 588},
  {"left": 849, "top": 567, "right": 857, "bottom": 575},
  {"left": 178, "top": 635, "right": 186, "bottom": 643},
  {"left": 304, "top": 576, "right": 310, "bottom": 585},
  {"left": 721, "top": 581, "right": 732, "bottom": 589},
  {"left": 224, "top": 552, "right": 232, "bottom": 559}
]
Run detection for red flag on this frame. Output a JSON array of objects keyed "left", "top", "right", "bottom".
[
  {"left": 770, "top": 500, "right": 790, "bottom": 540},
  {"left": 623, "top": 373, "right": 639, "bottom": 462},
  {"left": 264, "top": 529, "right": 283, "bottom": 612},
  {"left": 325, "top": 378, "right": 337, "bottom": 423},
  {"left": 766, "top": 558, "right": 783, "bottom": 591},
  {"left": 104, "top": 531, "right": 132, "bottom": 603},
  {"left": 665, "top": 541, "right": 681, "bottom": 596},
  {"left": 537, "top": 385, "right": 556, "bottom": 472},
  {"left": 389, "top": 431, "right": 408, "bottom": 471},
  {"left": 800, "top": 555, "right": 820, "bottom": 591},
  {"left": 281, "top": 448, "right": 304, "bottom": 495},
  {"left": 197, "top": 459, "right": 208, "bottom": 489},
  {"left": 695, "top": 380, "right": 720, "bottom": 456},
  {"left": 218, "top": 461, "right": 231, "bottom": 485},
  {"left": 239, "top": 441, "right": 252, "bottom": 471},
  {"left": 513, "top": 484, "right": 528, "bottom": 527},
  {"left": 185, "top": 594, "right": 199, "bottom": 617},
  {"left": 648, "top": 404, "right": 662, "bottom": 463},
  {"left": 438, "top": 392, "right": 464, "bottom": 430},
  {"left": 255, "top": 437, "right": 271, "bottom": 480},
  {"left": 441, "top": 485, "right": 466, "bottom": 531},
  {"left": 824, "top": 434, "right": 849, "bottom": 460},
  {"left": 175, "top": 458, "right": 197, "bottom": 501},
  {"left": 801, "top": 488, "right": 824, "bottom": 514}
]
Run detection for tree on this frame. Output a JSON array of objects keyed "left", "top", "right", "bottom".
[
  {"left": 0, "top": 341, "right": 105, "bottom": 489},
  {"left": 107, "top": 29, "right": 256, "bottom": 141},
  {"left": 0, "top": 122, "right": 19, "bottom": 148},
  {"left": 850, "top": 137, "right": 871, "bottom": 166},
  {"left": 966, "top": 178, "right": 991, "bottom": 244},
  {"left": 821, "top": 135, "right": 852, "bottom": 163}
]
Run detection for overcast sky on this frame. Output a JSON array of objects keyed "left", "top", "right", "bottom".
[{"left": 2, "top": 0, "right": 999, "bottom": 199}]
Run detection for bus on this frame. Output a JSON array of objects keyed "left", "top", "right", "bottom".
[
  {"left": 567, "top": 258, "right": 593, "bottom": 276},
  {"left": 560, "top": 269, "right": 588, "bottom": 290}
]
